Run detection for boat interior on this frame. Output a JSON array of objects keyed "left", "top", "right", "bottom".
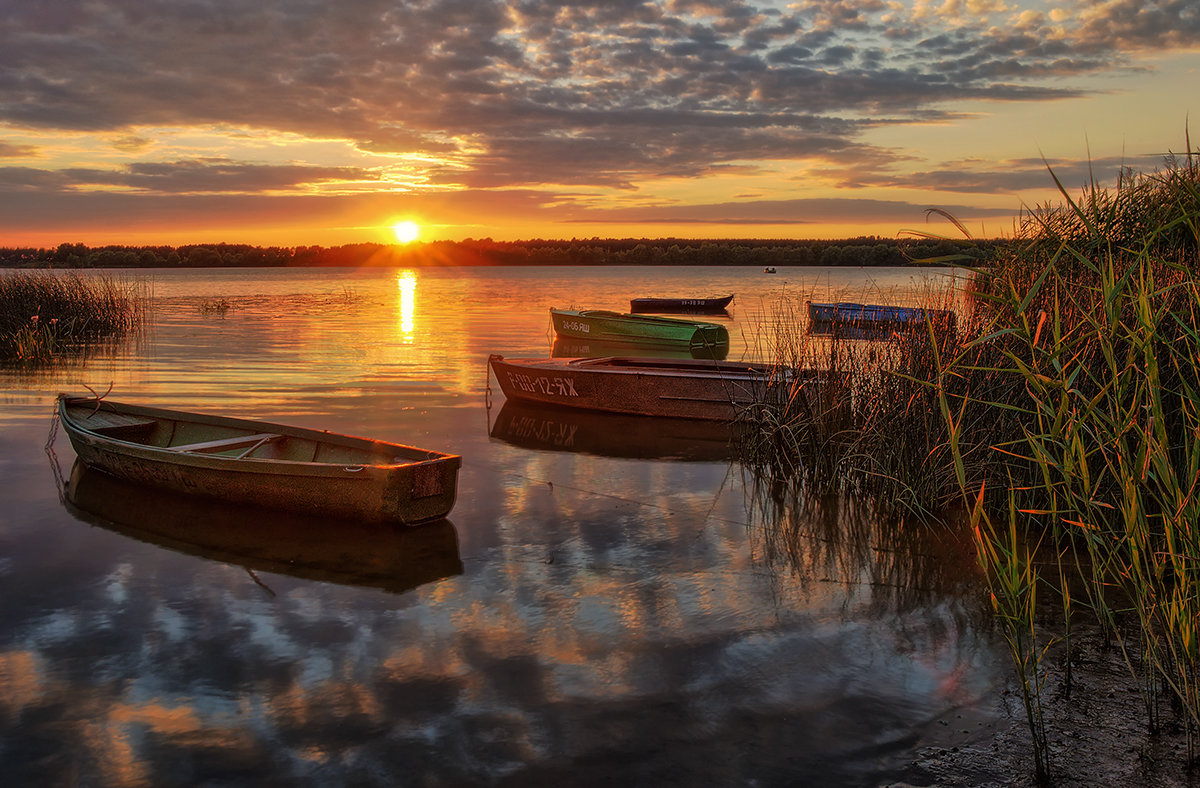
[{"left": 62, "top": 400, "right": 434, "bottom": 465}]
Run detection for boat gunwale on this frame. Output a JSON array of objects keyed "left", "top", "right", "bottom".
[
  {"left": 57, "top": 396, "right": 461, "bottom": 471},
  {"left": 493, "top": 354, "right": 811, "bottom": 381}
]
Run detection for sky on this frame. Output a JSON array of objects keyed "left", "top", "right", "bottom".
[{"left": 0, "top": 0, "right": 1197, "bottom": 248}]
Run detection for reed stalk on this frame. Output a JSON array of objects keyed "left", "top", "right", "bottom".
[{"left": 0, "top": 271, "right": 147, "bottom": 362}]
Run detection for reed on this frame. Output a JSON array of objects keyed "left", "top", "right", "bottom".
[
  {"left": 941, "top": 145, "right": 1200, "bottom": 769},
  {"left": 737, "top": 289, "right": 976, "bottom": 519},
  {"left": 0, "top": 271, "right": 147, "bottom": 362},
  {"left": 740, "top": 140, "right": 1200, "bottom": 779}
]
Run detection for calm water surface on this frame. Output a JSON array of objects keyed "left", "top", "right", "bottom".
[{"left": 1, "top": 266, "right": 1005, "bottom": 786}]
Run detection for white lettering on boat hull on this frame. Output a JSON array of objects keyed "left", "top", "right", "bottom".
[{"left": 505, "top": 371, "right": 579, "bottom": 398}]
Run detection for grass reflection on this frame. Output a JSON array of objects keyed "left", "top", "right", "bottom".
[{"left": 744, "top": 471, "right": 981, "bottom": 612}]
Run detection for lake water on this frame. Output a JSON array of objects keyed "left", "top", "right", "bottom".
[{"left": 1, "top": 265, "right": 1007, "bottom": 786}]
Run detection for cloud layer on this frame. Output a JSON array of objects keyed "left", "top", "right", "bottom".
[{"left": 0, "top": 0, "right": 1196, "bottom": 240}]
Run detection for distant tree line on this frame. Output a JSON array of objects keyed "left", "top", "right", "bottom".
[{"left": 0, "top": 237, "right": 1007, "bottom": 269}]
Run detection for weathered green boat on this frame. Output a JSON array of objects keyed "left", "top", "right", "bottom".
[
  {"left": 56, "top": 395, "right": 461, "bottom": 525},
  {"left": 550, "top": 308, "right": 729, "bottom": 350}
]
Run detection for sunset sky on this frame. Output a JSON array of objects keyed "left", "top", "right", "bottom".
[{"left": 1, "top": 0, "right": 1197, "bottom": 247}]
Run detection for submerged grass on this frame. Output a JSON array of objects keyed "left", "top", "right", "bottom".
[
  {"left": 0, "top": 271, "right": 147, "bottom": 362},
  {"left": 741, "top": 139, "right": 1200, "bottom": 782}
]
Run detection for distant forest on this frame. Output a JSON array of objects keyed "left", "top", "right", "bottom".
[{"left": 0, "top": 236, "right": 1006, "bottom": 269}]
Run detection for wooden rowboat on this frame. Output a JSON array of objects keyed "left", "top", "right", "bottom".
[
  {"left": 488, "top": 354, "right": 815, "bottom": 421},
  {"left": 806, "top": 300, "right": 956, "bottom": 330},
  {"left": 629, "top": 294, "right": 734, "bottom": 314},
  {"left": 550, "top": 308, "right": 729, "bottom": 350},
  {"left": 56, "top": 395, "right": 461, "bottom": 525}
]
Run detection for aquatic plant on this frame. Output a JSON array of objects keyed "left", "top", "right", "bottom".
[
  {"left": 200, "top": 297, "right": 231, "bottom": 314},
  {"left": 736, "top": 288, "right": 969, "bottom": 519},
  {"left": 0, "top": 271, "right": 147, "bottom": 362},
  {"left": 741, "top": 138, "right": 1200, "bottom": 780},
  {"left": 941, "top": 143, "right": 1200, "bottom": 770}
]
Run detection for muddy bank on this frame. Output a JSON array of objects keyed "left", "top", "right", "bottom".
[{"left": 892, "top": 624, "right": 1198, "bottom": 787}]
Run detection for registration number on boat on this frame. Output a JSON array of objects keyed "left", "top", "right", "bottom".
[
  {"left": 559, "top": 320, "right": 590, "bottom": 333},
  {"left": 506, "top": 371, "right": 579, "bottom": 397}
]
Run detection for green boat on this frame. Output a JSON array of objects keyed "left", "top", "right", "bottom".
[{"left": 550, "top": 308, "right": 729, "bottom": 350}]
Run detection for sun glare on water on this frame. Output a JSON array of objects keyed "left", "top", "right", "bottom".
[{"left": 392, "top": 221, "right": 420, "bottom": 244}]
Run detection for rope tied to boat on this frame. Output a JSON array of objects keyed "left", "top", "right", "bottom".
[
  {"left": 484, "top": 357, "right": 494, "bottom": 412},
  {"left": 82, "top": 381, "right": 114, "bottom": 417},
  {"left": 45, "top": 397, "right": 66, "bottom": 502}
]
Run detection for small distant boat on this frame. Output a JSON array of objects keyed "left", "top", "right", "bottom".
[
  {"left": 764, "top": 267, "right": 777, "bottom": 274},
  {"left": 629, "top": 294, "right": 734, "bottom": 314},
  {"left": 57, "top": 395, "right": 461, "bottom": 525},
  {"left": 489, "top": 355, "right": 817, "bottom": 421},
  {"left": 806, "top": 301, "right": 956, "bottom": 330},
  {"left": 550, "top": 308, "right": 729, "bottom": 351},
  {"left": 64, "top": 462, "right": 463, "bottom": 595}
]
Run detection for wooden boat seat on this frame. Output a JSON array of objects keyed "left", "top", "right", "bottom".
[
  {"left": 168, "top": 433, "right": 282, "bottom": 454},
  {"left": 76, "top": 411, "right": 158, "bottom": 442}
]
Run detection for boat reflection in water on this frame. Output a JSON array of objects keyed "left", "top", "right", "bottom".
[
  {"left": 552, "top": 337, "right": 729, "bottom": 361},
  {"left": 489, "top": 398, "right": 744, "bottom": 461},
  {"left": 63, "top": 462, "right": 463, "bottom": 595},
  {"left": 807, "top": 320, "right": 902, "bottom": 341}
]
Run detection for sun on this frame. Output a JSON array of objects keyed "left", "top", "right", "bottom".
[{"left": 392, "top": 220, "right": 420, "bottom": 244}]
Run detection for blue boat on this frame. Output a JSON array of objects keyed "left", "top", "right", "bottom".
[{"left": 806, "top": 301, "right": 955, "bottom": 330}]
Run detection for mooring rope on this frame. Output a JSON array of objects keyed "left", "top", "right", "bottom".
[{"left": 44, "top": 397, "right": 67, "bottom": 502}]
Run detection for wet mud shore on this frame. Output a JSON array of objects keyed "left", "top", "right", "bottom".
[{"left": 894, "top": 624, "right": 1198, "bottom": 787}]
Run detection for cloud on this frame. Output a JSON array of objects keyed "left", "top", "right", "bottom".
[
  {"left": 0, "top": 141, "right": 38, "bottom": 158},
  {"left": 0, "top": 160, "right": 378, "bottom": 195},
  {"left": 1071, "top": 0, "right": 1200, "bottom": 52},
  {"left": 817, "top": 153, "right": 1169, "bottom": 194},
  {"left": 555, "top": 195, "right": 1013, "bottom": 224},
  {"left": 0, "top": 0, "right": 1192, "bottom": 198}
]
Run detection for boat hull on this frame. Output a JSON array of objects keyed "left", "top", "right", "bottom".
[
  {"left": 629, "top": 294, "right": 733, "bottom": 314},
  {"left": 57, "top": 396, "right": 461, "bottom": 525},
  {"left": 807, "top": 301, "right": 956, "bottom": 330},
  {"left": 488, "top": 355, "right": 803, "bottom": 421},
  {"left": 550, "top": 308, "right": 729, "bottom": 350}
]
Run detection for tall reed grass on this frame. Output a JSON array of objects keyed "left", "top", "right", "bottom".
[
  {"left": 740, "top": 142, "right": 1200, "bottom": 781},
  {"left": 0, "top": 271, "right": 147, "bottom": 362}
]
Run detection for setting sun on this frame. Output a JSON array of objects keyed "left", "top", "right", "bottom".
[{"left": 392, "top": 221, "right": 420, "bottom": 244}]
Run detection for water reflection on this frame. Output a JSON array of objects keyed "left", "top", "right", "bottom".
[
  {"left": 807, "top": 319, "right": 901, "bottom": 341},
  {"left": 489, "top": 399, "right": 745, "bottom": 460},
  {"left": 63, "top": 462, "right": 463, "bottom": 595},
  {"left": 0, "top": 267, "right": 1005, "bottom": 786},
  {"left": 744, "top": 472, "right": 981, "bottom": 610},
  {"left": 396, "top": 269, "right": 416, "bottom": 339},
  {"left": 551, "top": 337, "right": 729, "bottom": 361}
]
